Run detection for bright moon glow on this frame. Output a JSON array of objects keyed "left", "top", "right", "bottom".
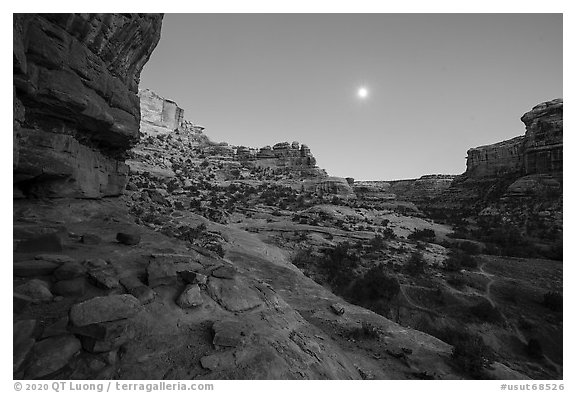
[{"left": 357, "top": 87, "right": 369, "bottom": 99}]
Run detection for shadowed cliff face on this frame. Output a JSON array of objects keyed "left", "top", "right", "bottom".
[{"left": 13, "top": 13, "right": 163, "bottom": 198}]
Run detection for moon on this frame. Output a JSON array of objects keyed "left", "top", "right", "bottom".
[{"left": 357, "top": 86, "right": 369, "bottom": 100}]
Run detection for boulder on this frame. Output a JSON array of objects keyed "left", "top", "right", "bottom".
[
  {"left": 147, "top": 256, "right": 203, "bottom": 288},
  {"left": 84, "top": 258, "right": 109, "bottom": 269},
  {"left": 120, "top": 276, "right": 155, "bottom": 304},
  {"left": 88, "top": 267, "right": 121, "bottom": 290},
  {"left": 206, "top": 277, "right": 262, "bottom": 312},
  {"left": 71, "top": 319, "right": 132, "bottom": 341},
  {"left": 24, "top": 335, "right": 81, "bottom": 379},
  {"left": 14, "top": 320, "right": 39, "bottom": 346},
  {"left": 54, "top": 261, "right": 86, "bottom": 280},
  {"left": 14, "top": 260, "right": 60, "bottom": 277},
  {"left": 129, "top": 286, "right": 156, "bottom": 304},
  {"left": 14, "top": 338, "right": 35, "bottom": 374},
  {"left": 200, "top": 351, "right": 235, "bottom": 371},
  {"left": 14, "top": 279, "right": 53, "bottom": 303},
  {"left": 53, "top": 278, "right": 86, "bottom": 297},
  {"left": 13, "top": 319, "right": 40, "bottom": 372},
  {"left": 211, "top": 265, "right": 237, "bottom": 279},
  {"left": 14, "top": 293, "right": 34, "bottom": 313},
  {"left": 331, "top": 303, "right": 346, "bottom": 316},
  {"left": 69, "top": 294, "right": 140, "bottom": 327},
  {"left": 176, "top": 284, "right": 203, "bottom": 308}
]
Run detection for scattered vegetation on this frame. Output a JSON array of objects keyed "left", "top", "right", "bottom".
[
  {"left": 407, "top": 228, "right": 436, "bottom": 242},
  {"left": 451, "top": 332, "right": 494, "bottom": 378},
  {"left": 405, "top": 251, "right": 425, "bottom": 276}
]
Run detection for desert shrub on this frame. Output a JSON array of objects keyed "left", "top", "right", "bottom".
[
  {"left": 408, "top": 228, "right": 435, "bottom": 242},
  {"left": 542, "top": 291, "right": 563, "bottom": 312},
  {"left": 175, "top": 223, "right": 207, "bottom": 243},
  {"left": 405, "top": 251, "right": 425, "bottom": 276},
  {"left": 229, "top": 168, "right": 241, "bottom": 178},
  {"left": 379, "top": 227, "right": 396, "bottom": 240},
  {"left": 469, "top": 300, "right": 503, "bottom": 323},
  {"left": 369, "top": 234, "right": 386, "bottom": 251},
  {"left": 349, "top": 321, "right": 380, "bottom": 340},
  {"left": 451, "top": 332, "right": 494, "bottom": 378},
  {"left": 321, "top": 242, "right": 360, "bottom": 290},
  {"left": 445, "top": 250, "right": 477, "bottom": 271},
  {"left": 291, "top": 248, "right": 316, "bottom": 268}
]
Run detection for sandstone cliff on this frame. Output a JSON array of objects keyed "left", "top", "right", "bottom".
[
  {"left": 355, "top": 175, "right": 455, "bottom": 203},
  {"left": 139, "top": 88, "right": 185, "bottom": 136},
  {"left": 13, "top": 14, "right": 163, "bottom": 198},
  {"left": 465, "top": 99, "right": 562, "bottom": 179}
]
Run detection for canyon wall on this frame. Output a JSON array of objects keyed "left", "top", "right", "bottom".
[
  {"left": 13, "top": 13, "right": 163, "bottom": 198},
  {"left": 465, "top": 136, "right": 524, "bottom": 178}
]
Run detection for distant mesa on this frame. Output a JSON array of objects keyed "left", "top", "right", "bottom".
[{"left": 135, "top": 88, "right": 327, "bottom": 182}]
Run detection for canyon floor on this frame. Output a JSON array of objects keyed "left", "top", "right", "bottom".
[{"left": 13, "top": 181, "right": 561, "bottom": 379}]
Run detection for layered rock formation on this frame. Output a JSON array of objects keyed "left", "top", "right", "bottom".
[
  {"left": 13, "top": 14, "right": 163, "bottom": 198},
  {"left": 139, "top": 89, "right": 185, "bottom": 136},
  {"left": 465, "top": 99, "right": 563, "bottom": 179},
  {"left": 521, "top": 99, "right": 563, "bottom": 175},
  {"left": 303, "top": 177, "right": 354, "bottom": 197},
  {"left": 243, "top": 142, "right": 322, "bottom": 177},
  {"left": 465, "top": 136, "right": 524, "bottom": 178},
  {"left": 355, "top": 175, "right": 455, "bottom": 203}
]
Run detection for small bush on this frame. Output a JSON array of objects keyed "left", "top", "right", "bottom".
[
  {"left": 369, "top": 234, "right": 386, "bottom": 251},
  {"left": 447, "top": 274, "right": 466, "bottom": 289},
  {"left": 445, "top": 250, "right": 477, "bottom": 271},
  {"left": 379, "top": 227, "right": 396, "bottom": 240},
  {"left": 349, "top": 265, "right": 400, "bottom": 304},
  {"left": 291, "top": 248, "right": 316, "bottom": 268},
  {"left": 408, "top": 228, "right": 435, "bottom": 242},
  {"left": 451, "top": 333, "right": 494, "bottom": 378},
  {"left": 405, "top": 251, "right": 425, "bottom": 276}
]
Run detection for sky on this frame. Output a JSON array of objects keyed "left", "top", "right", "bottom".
[{"left": 140, "top": 13, "right": 562, "bottom": 181}]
